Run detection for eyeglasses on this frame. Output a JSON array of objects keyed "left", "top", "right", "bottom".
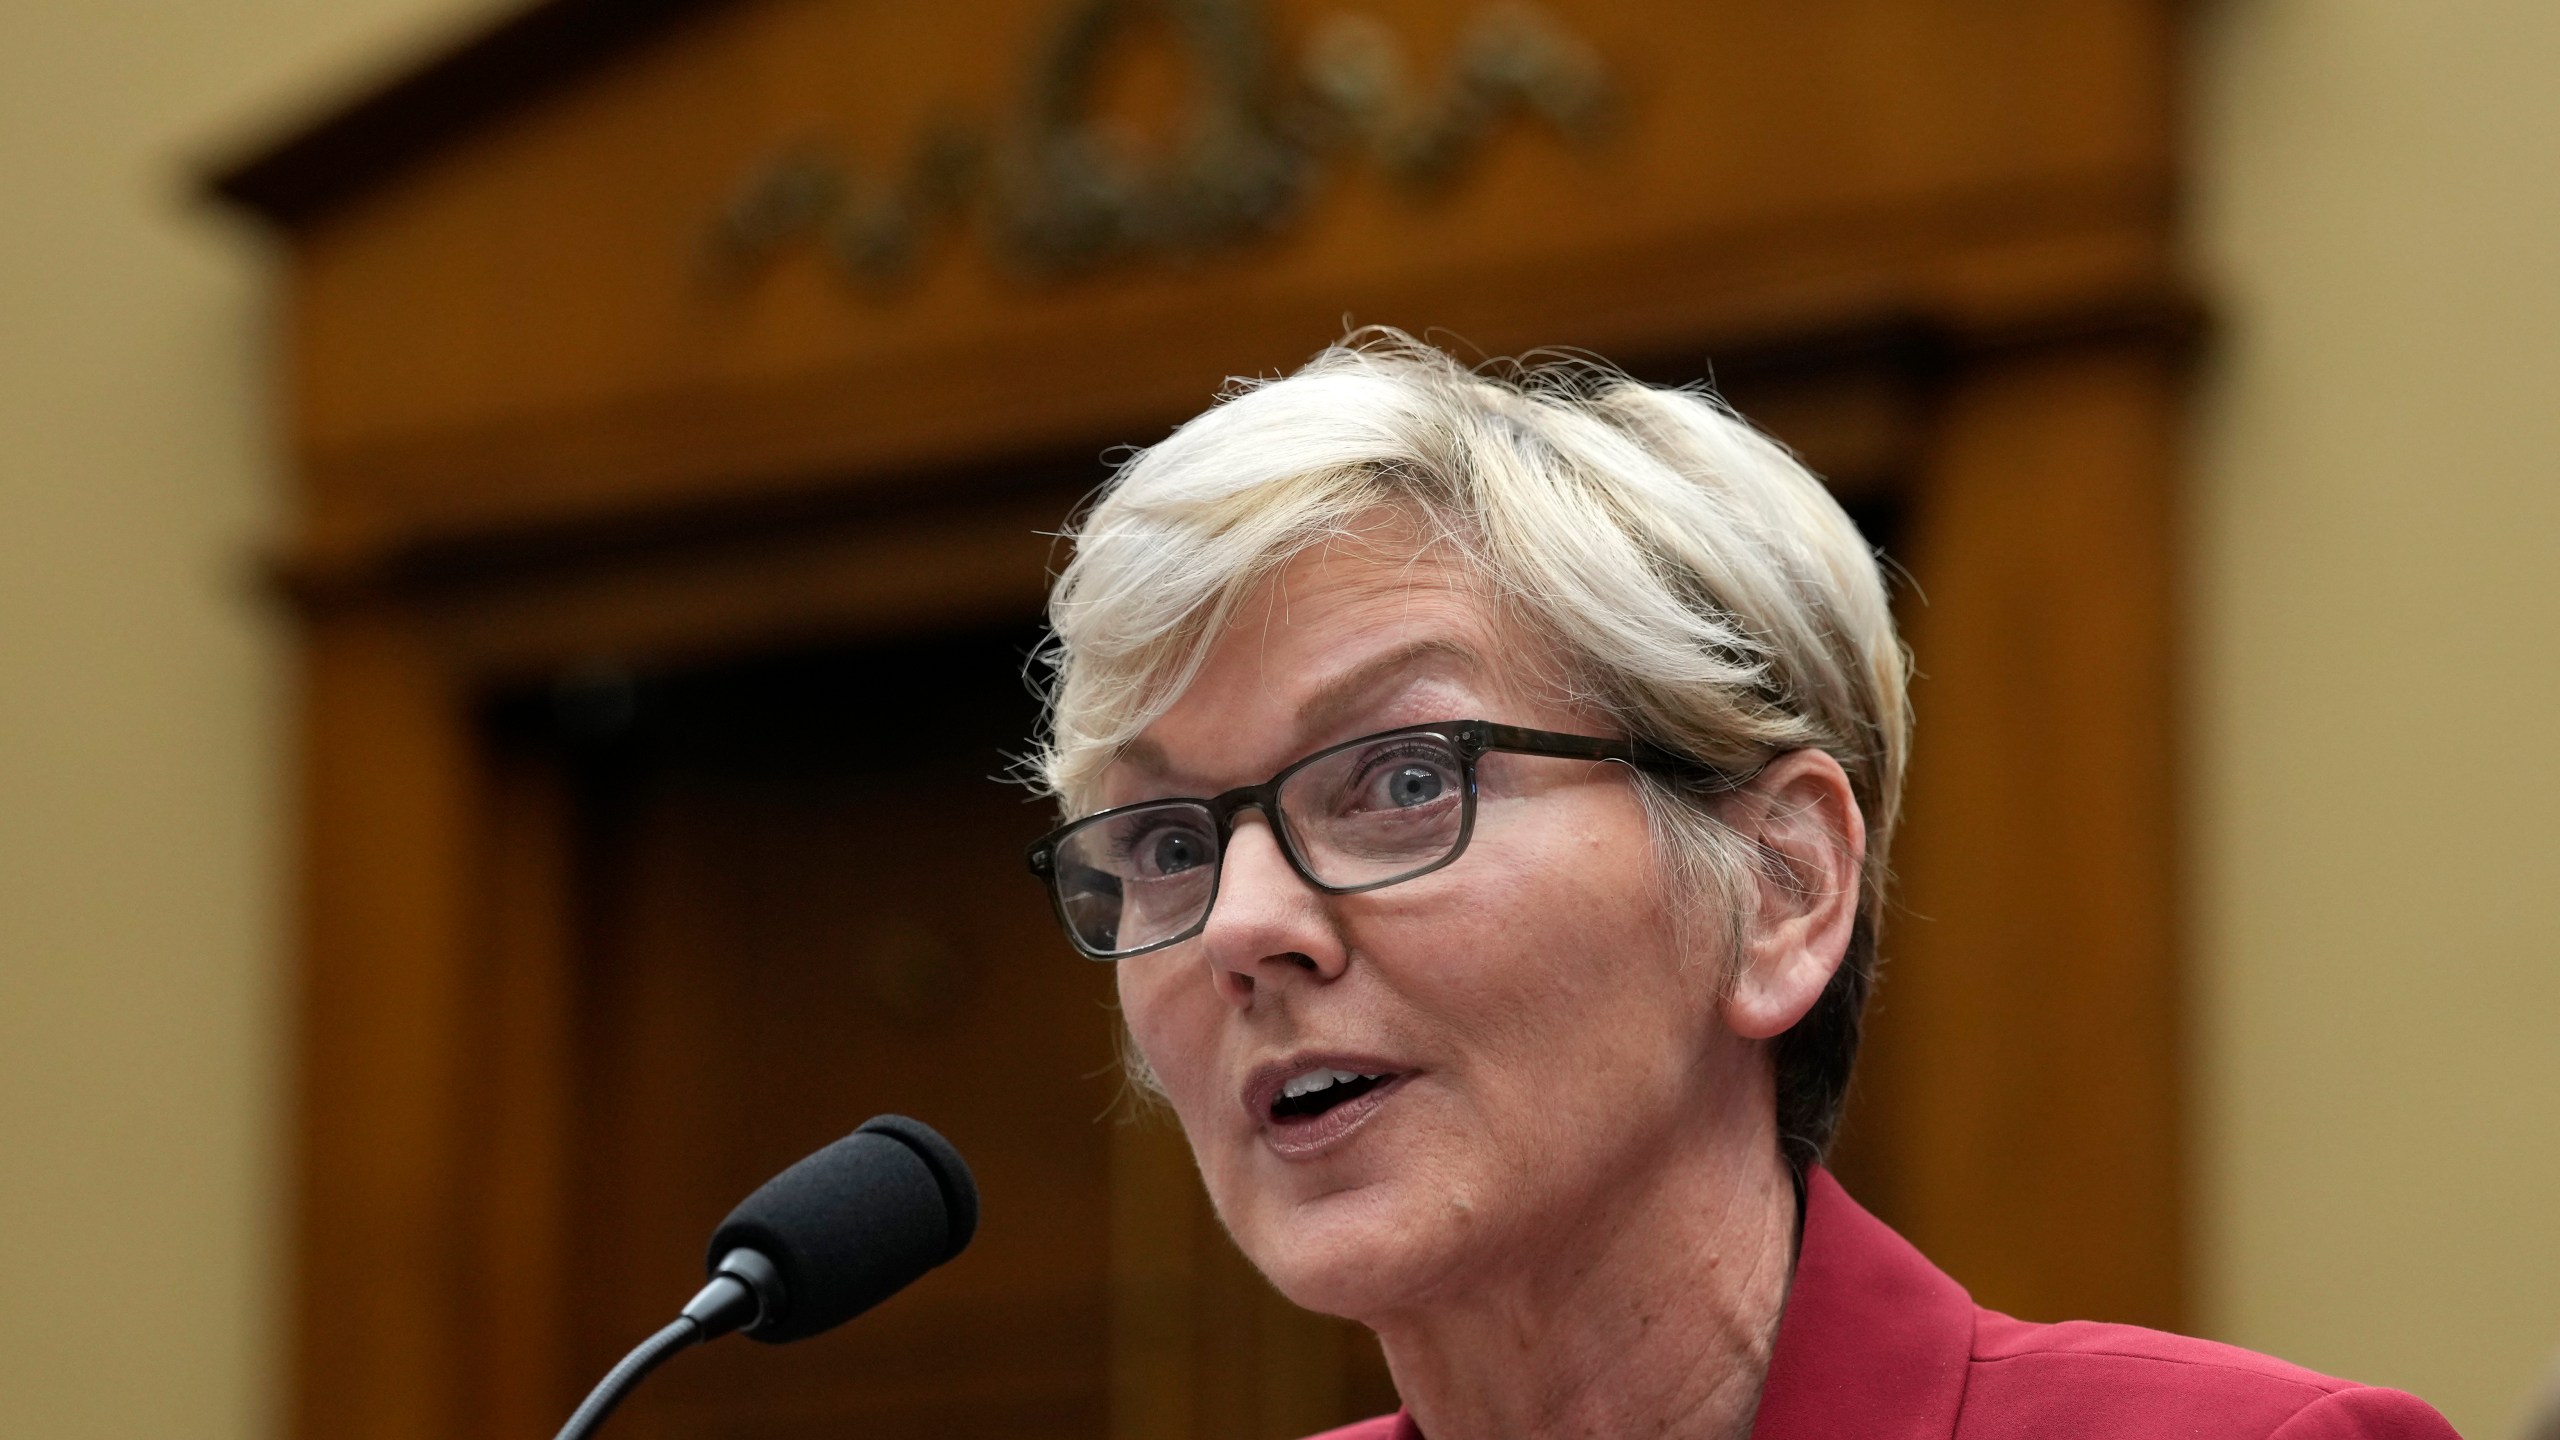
[{"left": 1025, "top": 719, "right": 1744, "bottom": 960}]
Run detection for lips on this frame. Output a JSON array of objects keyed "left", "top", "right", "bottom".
[{"left": 1242, "top": 1056, "right": 1410, "bottom": 1158}]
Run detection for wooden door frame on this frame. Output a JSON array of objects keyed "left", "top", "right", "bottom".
[{"left": 273, "top": 302, "right": 2194, "bottom": 1440}]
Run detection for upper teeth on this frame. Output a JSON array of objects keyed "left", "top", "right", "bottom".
[{"left": 1281, "top": 1068, "right": 1379, "bottom": 1099}]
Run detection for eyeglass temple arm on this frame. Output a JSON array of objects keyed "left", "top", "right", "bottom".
[{"left": 1468, "top": 722, "right": 1750, "bottom": 788}]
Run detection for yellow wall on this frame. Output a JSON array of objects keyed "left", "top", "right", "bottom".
[
  {"left": 2191, "top": 1, "right": 2560, "bottom": 1435},
  {"left": 1, "top": 0, "right": 2553, "bottom": 1435},
  {"left": 0, "top": 3, "right": 506, "bottom": 1435}
]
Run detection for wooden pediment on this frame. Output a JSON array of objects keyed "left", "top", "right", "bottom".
[{"left": 217, "top": 0, "right": 2181, "bottom": 584}]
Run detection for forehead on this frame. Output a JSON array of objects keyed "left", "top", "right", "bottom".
[
  {"left": 1113, "top": 529, "right": 1545, "bottom": 789},
  {"left": 1237, "top": 533, "right": 1497, "bottom": 674}
]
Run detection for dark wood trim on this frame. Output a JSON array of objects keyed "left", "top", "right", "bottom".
[
  {"left": 265, "top": 443, "right": 1107, "bottom": 618},
  {"left": 204, "top": 0, "right": 734, "bottom": 225},
  {"left": 201, "top": 0, "right": 2192, "bottom": 233},
  {"left": 266, "top": 272, "right": 2194, "bottom": 609}
]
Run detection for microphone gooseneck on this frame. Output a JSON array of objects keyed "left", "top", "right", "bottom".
[
  {"left": 552, "top": 1115, "right": 979, "bottom": 1440},
  {"left": 549, "top": 1317, "right": 698, "bottom": 1440}
]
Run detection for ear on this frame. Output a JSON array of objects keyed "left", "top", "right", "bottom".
[{"left": 1718, "top": 749, "right": 1867, "bottom": 1042}]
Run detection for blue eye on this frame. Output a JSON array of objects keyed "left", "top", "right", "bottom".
[
  {"left": 1093, "top": 806, "right": 1217, "bottom": 880},
  {"left": 1296, "top": 735, "right": 1465, "bottom": 823},
  {"left": 1144, "top": 828, "right": 1211, "bottom": 876},
  {"left": 1381, "top": 764, "right": 1446, "bottom": 808}
]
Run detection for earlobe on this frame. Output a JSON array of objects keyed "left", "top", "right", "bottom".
[{"left": 1720, "top": 750, "right": 1866, "bottom": 1042}]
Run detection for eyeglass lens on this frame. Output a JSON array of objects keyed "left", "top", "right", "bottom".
[{"left": 1046, "top": 728, "right": 1473, "bottom": 957}]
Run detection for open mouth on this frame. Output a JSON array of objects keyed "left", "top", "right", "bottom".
[{"left": 1270, "top": 1068, "right": 1393, "bottom": 1122}]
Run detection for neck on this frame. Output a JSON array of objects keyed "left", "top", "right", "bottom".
[{"left": 1366, "top": 1117, "right": 1799, "bottom": 1440}]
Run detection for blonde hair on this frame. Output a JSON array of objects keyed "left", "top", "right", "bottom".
[{"left": 1035, "top": 332, "right": 1910, "bottom": 1165}]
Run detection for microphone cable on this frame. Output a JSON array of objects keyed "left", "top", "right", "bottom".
[
  {"left": 554, "top": 1317, "right": 698, "bottom": 1440},
  {"left": 556, "top": 1262, "right": 762, "bottom": 1440}
]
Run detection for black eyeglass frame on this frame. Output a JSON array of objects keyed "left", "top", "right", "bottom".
[{"left": 1024, "top": 719, "right": 1750, "bottom": 960}]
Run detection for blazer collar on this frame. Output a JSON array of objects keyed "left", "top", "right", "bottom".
[{"left": 1747, "top": 1166, "right": 1974, "bottom": 1440}]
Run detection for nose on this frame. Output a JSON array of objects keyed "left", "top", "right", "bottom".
[{"left": 1197, "top": 810, "right": 1349, "bottom": 1008}]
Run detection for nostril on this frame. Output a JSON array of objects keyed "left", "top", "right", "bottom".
[{"left": 1278, "top": 952, "right": 1318, "bottom": 972}]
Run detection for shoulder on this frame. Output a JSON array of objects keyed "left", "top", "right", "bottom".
[{"left": 1959, "top": 1311, "right": 2460, "bottom": 1439}]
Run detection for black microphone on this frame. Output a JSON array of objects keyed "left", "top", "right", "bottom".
[{"left": 553, "top": 1115, "right": 979, "bottom": 1440}]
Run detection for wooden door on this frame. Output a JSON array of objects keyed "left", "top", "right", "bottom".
[
  {"left": 482, "top": 621, "right": 1400, "bottom": 1438},
  {"left": 539, "top": 627, "right": 1114, "bottom": 1436}
]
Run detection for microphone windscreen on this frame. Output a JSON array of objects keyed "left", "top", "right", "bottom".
[{"left": 705, "top": 1115, "right": 979, "bottom": 1344}]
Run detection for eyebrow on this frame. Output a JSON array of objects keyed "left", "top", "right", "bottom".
[
  {"left": 1294, "top": 636, "right": 1485, "bottom": 738},
  {"left": 1111, "top": 636, "right": 1487, "bottom": 785}
]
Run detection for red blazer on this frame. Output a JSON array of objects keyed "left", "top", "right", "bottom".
[{"left": 1310, "top": 1167, "right": 2458, "bottom": 1439}]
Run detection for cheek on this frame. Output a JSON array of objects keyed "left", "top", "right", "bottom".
[
  {"left": 1116, "top": 955, "right": 1224, "bottom": 1115},
  {"left": 1434, "top": 805, "right": 1714, "bottom": 1084}
]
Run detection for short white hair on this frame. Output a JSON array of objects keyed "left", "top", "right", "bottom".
[{"left": 1034, "top": 332, "right": 1910, "bottom": 1164}]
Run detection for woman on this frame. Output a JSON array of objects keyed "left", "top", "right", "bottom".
[{"left": 1022, "top": 335, "right": 2456, "bottom": 1439}]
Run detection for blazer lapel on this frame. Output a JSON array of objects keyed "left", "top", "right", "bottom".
[{"left": 1748, "top": 1167, "right": 1975, "bottom": 1440}]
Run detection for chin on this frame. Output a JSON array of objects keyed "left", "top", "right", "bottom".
[{"left": 1219, "top": 1168, "right": 1466, "bottom": 1320}]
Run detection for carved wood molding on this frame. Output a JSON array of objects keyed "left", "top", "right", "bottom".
[{"left": 712, "top": 0, "right": 1612, "bottom": 287}]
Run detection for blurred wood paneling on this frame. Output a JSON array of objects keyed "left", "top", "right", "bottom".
[
  {"left": 558, "top": 636, "right": 1116, "bottom": 1439},
  {"left": 255, "top": 0, "right": 2177, "bottom": 575},
  {"left": 220, "top": 1, "right": 2199, "bottom": 1436},
  {"left": 1827, "top": 334, "right": 2190, "bottom": 1331}
]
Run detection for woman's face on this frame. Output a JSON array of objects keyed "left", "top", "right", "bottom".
[{"left": 1105, "top": 529, "right": 1768, "bottom": 1322}]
